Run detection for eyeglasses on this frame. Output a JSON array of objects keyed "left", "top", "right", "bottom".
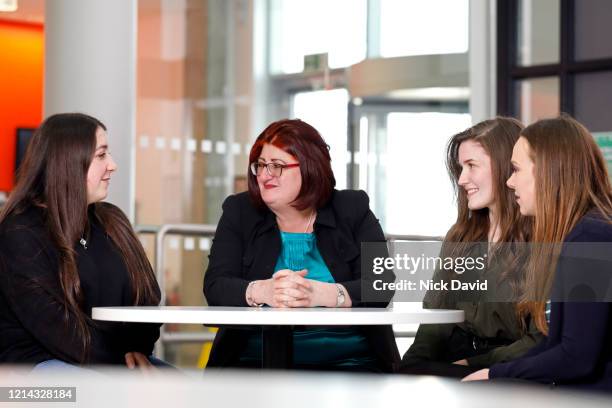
[{"left": 250, "top": 161, "right": 300, "bottom": 177}]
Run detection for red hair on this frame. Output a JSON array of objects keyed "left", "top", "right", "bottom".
[{"left": 248, "top": 119, "right": 336, "bottom": 211}]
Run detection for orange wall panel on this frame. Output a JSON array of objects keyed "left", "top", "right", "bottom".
[{"left": 0, "top": 20, "right": 43, "bottom": 192}]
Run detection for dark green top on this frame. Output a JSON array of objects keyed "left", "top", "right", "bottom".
[{"left": 403, "top": 245, "right": 543, "bottom": 368}]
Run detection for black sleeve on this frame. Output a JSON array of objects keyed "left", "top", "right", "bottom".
[
  {"left": 490, "top": 302, "right": 610, "bottom": 383},
  {"left": 340, "top": 190, "right": 395, "bottom": 308},
  {"left": 122, "top": 322, "right": 161, "bottom": 355},
  {"left": 0, "top": 228, "right": 87, "bottom": 364},
  {"left": 203, "top": 195, "right": 250, "bottom": 306}
]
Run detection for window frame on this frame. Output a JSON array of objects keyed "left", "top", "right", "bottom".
[{"left": 497, "top": 0, "right": 612, "bottom": 117}]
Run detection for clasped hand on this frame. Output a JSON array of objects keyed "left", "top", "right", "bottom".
[
  {"left": 261, "top": 269, "right": 330, "bottom": 308},
  {"left": 272, "top": 269, "right": 315, "bottom": 307}
]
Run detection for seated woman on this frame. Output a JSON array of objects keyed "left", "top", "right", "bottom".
[
  {"left": 400, "top": 117, "right": 542, "bottom": 378},
  {"left": 203, "top": 118, "right": 399, "bottom": 372},
  {"left": 464, "top": 115, "right": 612, "bottom": 391},
  {"left": 0, "top": 113, "right": 161, "bottom": 371}
]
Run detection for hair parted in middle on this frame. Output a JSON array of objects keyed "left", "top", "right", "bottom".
[{"left": 0, "top": 112, "right": 160, "bottom": 362}]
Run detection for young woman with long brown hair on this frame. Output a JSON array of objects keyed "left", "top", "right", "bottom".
[
  {"left": 464, "top": 115, "right": 612, "bottom": 391},
  {"left": 400, "top": 117, "right": 542, "bottom": 378},
  {"left": 0, "top": 113, "right": 161, "bottom": 370}
]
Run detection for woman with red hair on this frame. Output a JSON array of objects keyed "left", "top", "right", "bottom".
[{"left": 204, "top": 118, "right": 399, "bottom": 372}]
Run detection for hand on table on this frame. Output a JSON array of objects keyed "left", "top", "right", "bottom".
[
  {"left": 249, "top": 269, "right": 351, "bottom": 308},
  {"left": 272, "top": 270, "right": 350, "bottom": 308},
  {"left": 272, "top": 269, "right": 314, "bottom": 307},
  {"left": 462, "top": 368, "right": 489, "bottom": 382},
  {"left": 250, "top": 270, "right": 311, "bottom": 307}
]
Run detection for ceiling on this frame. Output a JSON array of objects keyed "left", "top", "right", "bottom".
[{"left": 0, "top": 0, "right": 44, "bottom": 24}]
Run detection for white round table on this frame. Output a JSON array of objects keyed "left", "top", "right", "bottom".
[
  {"left": 92, "top": 306, "right": 464, "bottom": 369},
  {"left": 92, "top": 306, "right": 464, "bottom": 325}
]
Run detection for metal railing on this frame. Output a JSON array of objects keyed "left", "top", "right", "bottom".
[{"left": 136, "top": 224, "right": 442, "bottom": 359}]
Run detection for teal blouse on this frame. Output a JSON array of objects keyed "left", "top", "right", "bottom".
[{"left": 240, "top": 231, "right": 375, "bottom": 367}]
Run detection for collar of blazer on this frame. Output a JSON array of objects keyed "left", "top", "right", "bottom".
[{"left": 256, "top": 199, "right": 338, "bottom": 235}]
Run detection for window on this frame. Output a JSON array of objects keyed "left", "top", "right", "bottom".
[
  {"left": 269, "top": 0, "right": 367, "bottom": 74},
  {"left": 379, "top": 0, "right": 469, "bottom": 58},
  {"left": 498, "top": 0, "right": 612, "bottom": 129},
  {"left": 351, "top": 101, "right": 470, "bottom": 236},
  {"left": 382, "top": 112, "right": 471, "bottom": 235},
  {"left": 268, "top": 0, "right": 470, "bottom": 73},
  {"left": 292, "top": 89, "right": 350, "bottom": 189}
]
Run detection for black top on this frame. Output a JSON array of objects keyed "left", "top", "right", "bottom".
[
  {"left": 203, "top": 190, "right": 400, "bottom": 372},
  {"left": 0, "top": 205, "right": 160, "bottom": 366},
  {"left": 490, "top": 213, "right": 612, "bottom": 391}
]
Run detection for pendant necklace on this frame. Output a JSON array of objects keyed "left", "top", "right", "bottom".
[{"left": 79, "top": 225, "right": 90, "bottom": 250}]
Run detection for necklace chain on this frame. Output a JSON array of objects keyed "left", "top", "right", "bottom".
[
  {"left": 277, "top": 211, "right": 316, "bottom": 233},
  {"left": 304, "top": 211, "right": 316, "bottom": 233}
]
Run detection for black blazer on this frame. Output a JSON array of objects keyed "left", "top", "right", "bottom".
[
  {"left": 203, "top": 190, "right": 400, "bottom": 372},
  {"left": 490, "top": 213, "right": 612, "bottom": 391}
]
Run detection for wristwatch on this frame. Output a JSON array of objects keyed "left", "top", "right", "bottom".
[{"left": 335, "top": 284, "right": 345, "bottom": 307}]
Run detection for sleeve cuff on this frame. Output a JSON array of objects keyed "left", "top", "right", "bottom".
[
  {"left": 466, "top": 354, "right": 490, "bottom": 368},
  {"left": 489, "top": 362, "right": 509, "bottom": 379}
]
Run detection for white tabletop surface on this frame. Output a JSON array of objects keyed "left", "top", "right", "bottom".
[
  {"left": 2, "top": 367, "right": 611, "bottom": 408},
  {"left": 92, "top": 306, "right": 464, "bottom": 325}
]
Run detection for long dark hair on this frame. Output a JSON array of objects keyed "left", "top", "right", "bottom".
[
  {"left": 445, "top": 117, "right": 530, "bottom": 245},
  {"left": 0, "top": 113, "right": 160, "bottom": 362},
  {"left": 428, "top": 117, "right": 532, "bottom": 308}
]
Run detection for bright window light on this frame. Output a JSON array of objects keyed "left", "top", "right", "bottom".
[
  {"left": 0, "top": 0, "right": 17, "bottom": 12},
  {"left": 269, "top": 0, "right": 367, "bottom": 74},
  {"left": 292, "top": 89, "right": 349, "bottom": 189},
  {"left": 380, "top": 0, "right": 469, "bottom": 58},
  {"left": 384, "top": 112, "right": 472, "bottom": 236}
]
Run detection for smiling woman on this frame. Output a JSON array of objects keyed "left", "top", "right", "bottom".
[
  {"left": 399, "top": 117, "right": 542, "bottom": 378},
  {"left": 0, "top": 113, "right": 162, "bottom": 371},
  {"left": 465, "top": 115, "right": 612, "bottom": 391}
]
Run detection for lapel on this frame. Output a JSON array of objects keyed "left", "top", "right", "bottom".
[
  {"left": 313, "top": 201, "right": 342, "bottom": 279},
  {"left": 251, "top": 209, "right": 281, "bottom": 280}
]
